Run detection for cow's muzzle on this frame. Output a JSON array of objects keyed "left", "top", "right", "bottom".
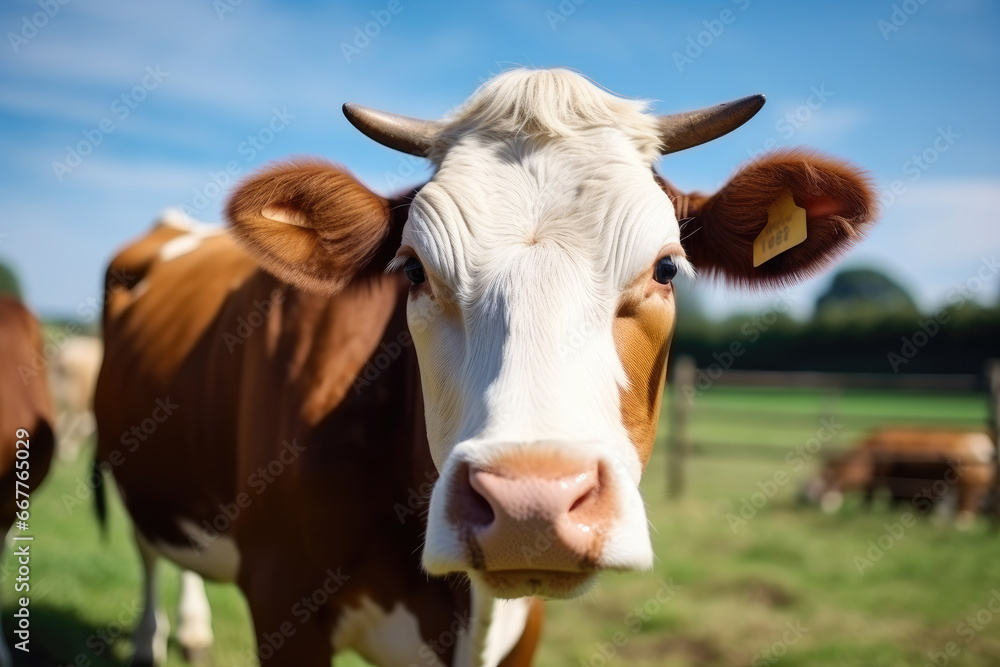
[{"left": 423, "top": 442, "right": 653, "bottom": 599}]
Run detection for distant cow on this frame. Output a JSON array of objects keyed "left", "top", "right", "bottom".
[
  {"left": 804, "top": 428, "right": 996, "bottom": 523},
  {"left": 0, "top": 297, "right": 55, "bottom": 666},
  {"left": 95, "top": 68, "right": 876, "bottom": 665},
  {"left": 49, "top": 335, "right": 102, "bottom": 460}
]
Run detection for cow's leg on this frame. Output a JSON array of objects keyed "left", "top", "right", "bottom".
[
  {"left": 820, "top": 490, "right": 843, "bottom": 514},
  {"left": 177, "top": 570, "right": 214, "bottom": 662},
  {"left": 956, "top": 483, "right": 984, "bottom": 529},
  {"left": 132, "top": 534, "right": 170, "bottom": 667},
  {"left": 933, "top": 487, "right": 958, "bottom": 519},
  {"left": 862, "top": 481, "right": 876, "bottom": 508}
]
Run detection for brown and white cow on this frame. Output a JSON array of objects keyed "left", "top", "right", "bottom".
[
  {"left": 94, "top": 68, "right": 876, "bottom": 665},
  {"left": 0, "top": 296, "right": 55, "bottom": 666},
  {"left": 804, "top": 427, "right": 996, "bottom": 523}
]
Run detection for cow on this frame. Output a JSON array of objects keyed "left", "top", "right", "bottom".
[
  {"left": 0, "top": 296, "right": 55, "bottom": 666},
  {"left": 94, "top": 68, "right": 877, "bottom": 665},
  {"left": 49, "top": 335, "right": 103, "bottom": 461},
  {"left": 803, "top": 427, "right": 996, "bottom": 524}
]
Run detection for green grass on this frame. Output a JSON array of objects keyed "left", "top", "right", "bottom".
[{"left": 5, "top": 388, "right": 999, "bottom": 666}]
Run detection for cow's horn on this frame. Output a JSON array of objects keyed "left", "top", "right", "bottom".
[
  {"left": 342, "top": 103, "right": 443, "bottom": 157},
  {"left": 658, "top": 94, "right": 766, "bottom": 155}
]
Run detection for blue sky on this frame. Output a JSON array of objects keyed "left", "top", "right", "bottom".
[{"left": 1, "top": 0, "right": 998, "bottom": 319}]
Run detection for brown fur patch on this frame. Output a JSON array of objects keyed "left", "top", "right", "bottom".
[
  {"left": 0, "top": 297, "right": 55, "bottom": 532},
  {"left": 613, "top": 282, "right": 675, "bottom": 468},
  {"left": 660, "top": 148, "right": 878, "bottom": 289},
  {"left": 226, "top": 158, "right": 394, "bottom": 295}
]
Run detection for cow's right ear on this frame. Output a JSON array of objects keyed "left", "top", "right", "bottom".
[
  {"left": 660, "top": 149, "right": 877, "bottom": 289},
  {"left": 226, "top": 158, "right": 394, "bottom": 295}
]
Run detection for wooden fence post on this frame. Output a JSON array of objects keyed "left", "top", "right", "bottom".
[{"left": 668, "top": 356, "right": 696, "bottom": 499}]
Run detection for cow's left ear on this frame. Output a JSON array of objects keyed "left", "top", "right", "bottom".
[
  {"left": 227, "top": 158, "right": 402, "bottom": 295},
  {"left": 663, "top": 148, "right": 878, "bottom": 288}
]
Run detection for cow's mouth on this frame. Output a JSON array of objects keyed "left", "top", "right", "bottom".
[{"left": 477, "top": 569, "right": 596, "bottom": 599}]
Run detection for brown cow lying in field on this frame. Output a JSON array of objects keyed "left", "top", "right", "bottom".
[
  {"left": 0, "top": 296, "right": 55, "bottom": 666},
  {"left": 803, "top": 428, "right": 996, "bottom": 524}
]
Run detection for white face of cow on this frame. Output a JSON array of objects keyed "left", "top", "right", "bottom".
[
  {"left": 228, "top": 67, "right": 877, "bottom": 601},
  {"left": 391, "top": 73, "right": 695, "bottom": 598}
]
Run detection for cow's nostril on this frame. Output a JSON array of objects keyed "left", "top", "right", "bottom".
[
  {"left": 467, "top": 484, "right": 495, "bottom": 526},
  {"left": 569, "top": 484, "right": 598, "bottom": 514},
  {"left": 453, "top": 464, "right": 495, "bottom": 528}
]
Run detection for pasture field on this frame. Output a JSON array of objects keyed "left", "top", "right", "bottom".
[{"left": 4, "top": 387, "right": 999, "bottom": 666}]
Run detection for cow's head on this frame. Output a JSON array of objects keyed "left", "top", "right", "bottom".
[
  {"left": 228, "top": 69, "right": 876, "bottom": 599},
  {"left": 803, "top": 448, "right": 875, "bottom": 513}
]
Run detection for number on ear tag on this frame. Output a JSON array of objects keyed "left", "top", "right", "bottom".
[{"left": 753, "top": 191, "right": 808, "bottom": 267}]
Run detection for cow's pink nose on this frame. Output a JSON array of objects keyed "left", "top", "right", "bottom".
[{"left": 452, "top": 455, "right": 611, "bottom": 571}]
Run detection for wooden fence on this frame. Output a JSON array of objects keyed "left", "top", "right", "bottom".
[{"left": 665, "top": 358, "right": 1000, "bottom": 501}]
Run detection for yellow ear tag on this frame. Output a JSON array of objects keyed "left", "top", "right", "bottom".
[{"left": 753, "top": 191, "right": 808, "bottom": 267}]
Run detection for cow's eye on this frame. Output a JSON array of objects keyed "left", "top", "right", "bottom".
[
  {"left": 403, "top": 257, "right": 425, "bottom": 285},
  {"left": 653, "top": 256, "right": 678, "bottom": 284}
]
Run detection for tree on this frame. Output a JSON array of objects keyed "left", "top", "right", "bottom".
[
  {"left": 813, "top": 268, "right": 918, "bottom": 324},
  {"left": 0, "top": 260, "right": 21, "bottom": 300}
]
